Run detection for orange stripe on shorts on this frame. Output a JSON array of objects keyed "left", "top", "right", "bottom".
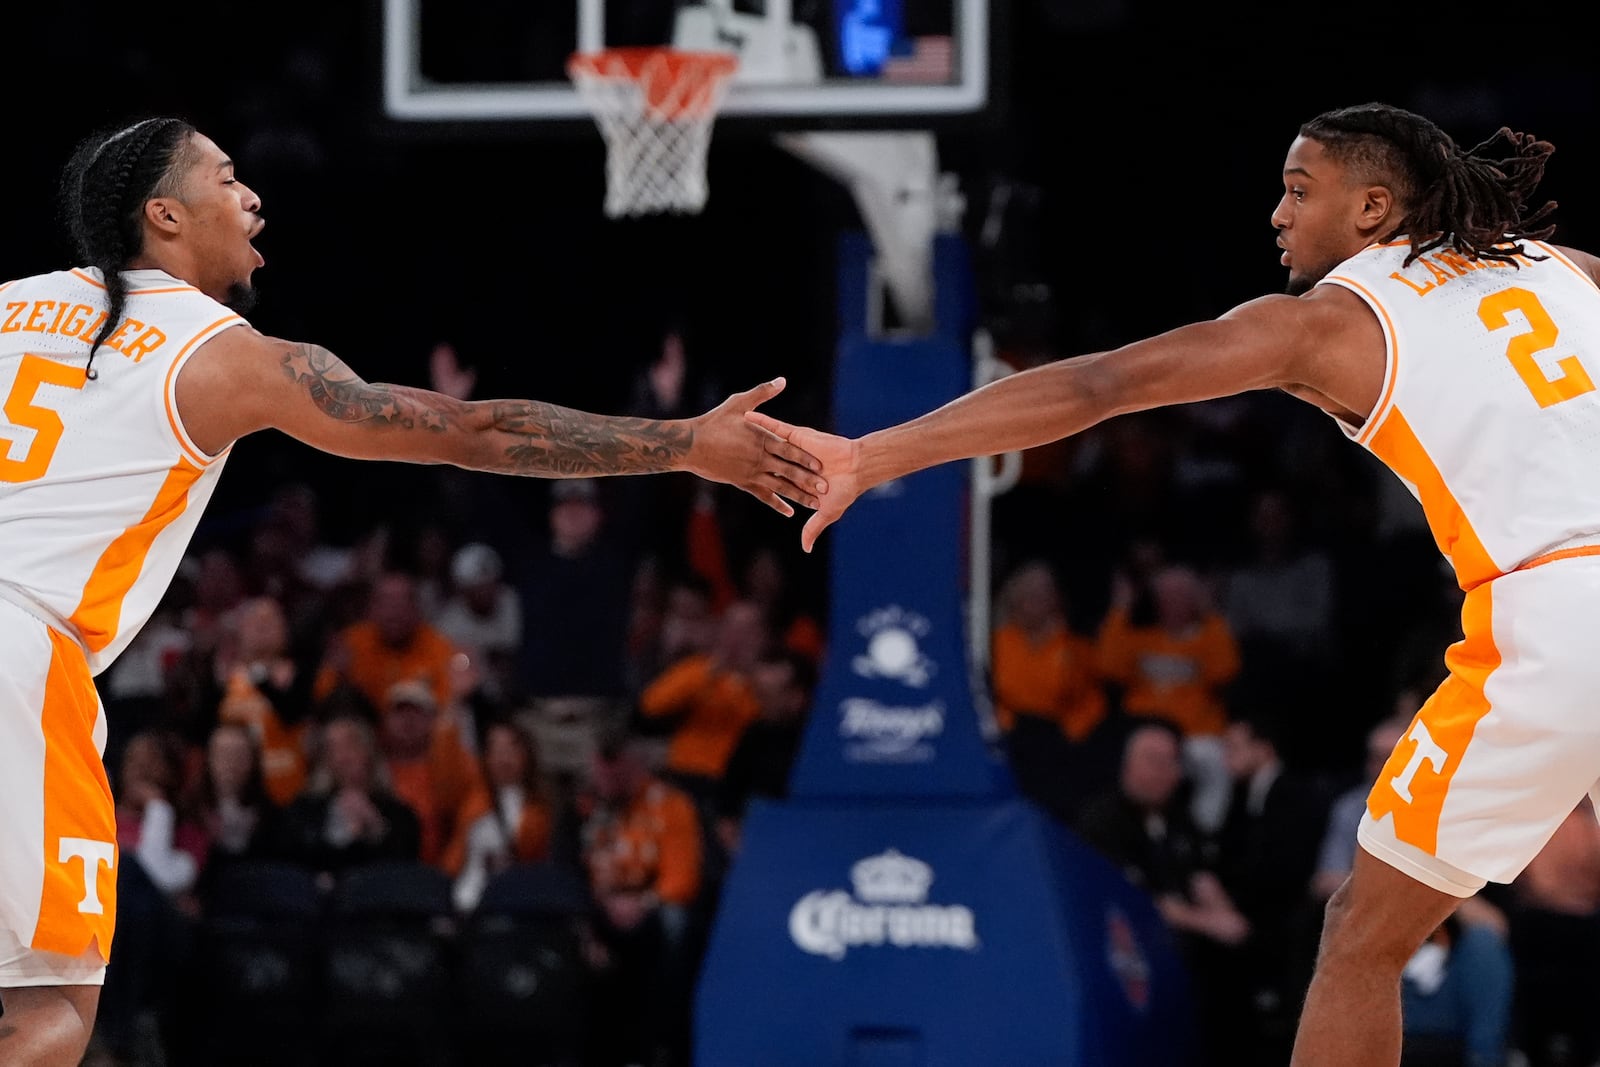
[
  {"left": 31, "top": 628, "right": 117, "bottom": 959},
  {"left": 1366, "top": 581, "right": 1500, "bottom": 855}
]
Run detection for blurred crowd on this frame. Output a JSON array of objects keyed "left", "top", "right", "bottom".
[{"left": 81, "top": 335, "right": 1600, "bottom": 1067}]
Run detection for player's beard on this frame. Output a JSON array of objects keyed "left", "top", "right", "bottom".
[
  {"left": 223, "top": 282, "right": 258, "bottom": 315},
  {"left": 1285, "top": 273, "right": 1314, "bottom": 297}
]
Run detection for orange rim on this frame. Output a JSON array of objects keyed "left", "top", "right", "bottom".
[{"left": 568, "top": 47, "right": 738, "bottom": 120}]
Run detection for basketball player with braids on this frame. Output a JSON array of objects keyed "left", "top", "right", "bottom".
[
  {"left": 755, "top": 102, "right": 1600, "bottom": 1065},
  {"left": 0, "top": 116, "right": 825, "bottom": 1065}
]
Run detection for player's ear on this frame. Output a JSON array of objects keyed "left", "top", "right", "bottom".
[
  {"left": 1358, "top": 185, "right": 1396, "bottom": 234},
  {"left": 142, "top": 197, "right": 182, "bottom": 235}
]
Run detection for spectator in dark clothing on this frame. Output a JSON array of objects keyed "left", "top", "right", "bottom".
[
  {"left": 517, "top": 478, "right": 634, "bottom": 701},
  {"left": 608, "top": 322, "right": 725, "bottom": 569},
  {"left": 96, "top": 730, "right": 209, "bottom": 1064},
  {"left": 277, "top": 713, "right": 421, "bottom": 881},
  {"left": 1074, "top": 719, "right": 1252, "bottom": 1067},
  {"left": 713, "top": 648, "right": 816, "bottom": 856},
  {"left": 188, "top": 721, "right": 282, "bottom": 899},
  {"left": 1074, "top": 720, "right": 1215, "bottom": 901},
  {"left": 625, "top": 569, "right": 719, "bottom": 696},
  {"left": 1508, "top": 796, "right": 1600, "bottom": 1067},
  {"left": 1214, "top": 710, "right": 1332, "bottom": 1062}
]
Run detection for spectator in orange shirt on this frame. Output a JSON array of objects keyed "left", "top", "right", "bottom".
[
  {"left": 579, "top": 731, "right": 704, "bottom": 1067},
  {"left": 1096, "top": 563, "right": 1242, "bottom": 833},
  {"left": 636, "top": 599, "right": 768, "bottom": 804},
  {"left": 444, "top": 718, "right": 555, "bottom": 913},
  {"left": 991, "top": 559, "right": 1107, "bottom": 740},
  {"left": 211, "top": 595, "right": 312, "bottom": 808},
  {"left": 312, "top": 571, "right": 462, "bottom": 717},
  {"left": 377, "top": 679, "right": 484, "bottom": 870},
  {"left": 991, "top": 559, "right": 1113, "bottom": 822}
]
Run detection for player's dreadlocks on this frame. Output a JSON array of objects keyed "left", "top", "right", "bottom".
[
  {"left": 56, "top": 117, "right": 196, "bottom": 381},
  {"left": 1301, "top": 102, "right": 1557, "bottom": 269}
]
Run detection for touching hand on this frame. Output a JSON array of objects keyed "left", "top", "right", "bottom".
[
  {"left": 743, "top": 410, "right": 860, "bottom": 553},
  {"left": 688, "top": 378, "right": 828, "bottom": 517}
]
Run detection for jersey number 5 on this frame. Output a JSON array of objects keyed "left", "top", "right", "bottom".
[
  {"left": 0, "top": 355, "right": 89, "bottom": 483},
  {"left": 1478, "top": 287, "right": 1596, "bottom": 408}
]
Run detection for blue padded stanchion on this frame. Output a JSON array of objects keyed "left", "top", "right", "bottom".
[{"left": 695, "top": 232, "right": 1196, "bottom": 1067}]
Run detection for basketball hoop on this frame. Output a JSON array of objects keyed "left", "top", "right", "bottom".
[{"left": 567, "top": 48, "right": 738, "bottom": 218}]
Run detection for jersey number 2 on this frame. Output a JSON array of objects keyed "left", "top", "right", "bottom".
[
  {"left": 1478, "top": 287, "right": 1596, "bottom": 408},
  {"left": 0, "top": 355, "right": 89, "bottom": 483}
]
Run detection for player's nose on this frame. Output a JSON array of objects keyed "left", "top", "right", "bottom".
[{"left": 1270, "top": 194, "right": 1292, "bottom": 231}]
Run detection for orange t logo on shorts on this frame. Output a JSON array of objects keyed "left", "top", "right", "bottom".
[
  {"left": 30, "top": 629, "right": 119, "bottom": 959},
  {"left": 58, "top": 837, "right": 116, "bottom": 914},
  {"left": 1388, "top": 721, "right": 1450, "bottom": 804}
]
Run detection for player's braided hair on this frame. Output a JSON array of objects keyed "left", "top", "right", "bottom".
[
  {"left": 1301, "top": 102, "right": 1557, "bottom": 269},
  {"left": 57, "top": 117, "right": 195, "bottom": 381}
]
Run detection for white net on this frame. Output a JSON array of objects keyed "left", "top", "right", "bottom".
[{"left": 568, "top": 49, "right": 738, "bottom": 218}]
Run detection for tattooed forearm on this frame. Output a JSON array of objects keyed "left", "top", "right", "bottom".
[
  {"left": 277, "top": 343, "right": 693, "bottom": 476},
  {"left": 280, "top": 344, "right": 461, "bottom": 431},
  {"left": 490, "top": 400, "right": 693, "bottom": 476}
]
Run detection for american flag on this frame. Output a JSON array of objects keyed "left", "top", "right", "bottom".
[{"left": 880, "top": 35, "right": 955, "bottom": 84}]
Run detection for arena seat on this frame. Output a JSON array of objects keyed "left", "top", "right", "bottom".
[
  {"left": 454, "top": 863, "right": 595, "bottom": 1067},
  {"left": 187, "top": 861, "right": 326, "bottom": 1066}
]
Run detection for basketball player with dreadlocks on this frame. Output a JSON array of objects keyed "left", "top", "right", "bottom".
[
  {"left": 752, "top": 102, "right": 1600, "bottom": 1065},
  {"left": 0, "top": 117, "right": 826, "bottom": 1065}
]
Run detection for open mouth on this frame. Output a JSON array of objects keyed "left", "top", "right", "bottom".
[{"left": 248, "top": 220, "right": 266, "bottom": 268}]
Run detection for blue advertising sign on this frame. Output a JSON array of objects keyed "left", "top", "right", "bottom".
[
  {"left": 695, "top": 232, "right": 1195, "bottom": 1066},
  {"left": 788, "top": 232, "right": 1012, "bottom": 801},
  {"left": 696, "top": 799, "right": 1197, "bottom": 1067}
]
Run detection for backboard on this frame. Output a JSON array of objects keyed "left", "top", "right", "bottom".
[{"left": 383, "top": 0, "right": 990, "bottom": 124}]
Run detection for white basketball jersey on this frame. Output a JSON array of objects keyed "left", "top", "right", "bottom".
[
  {"left": 0, "top": 267, "right": 244, "bottom": 675},
  {"left": 1323, "top": 238, "right": 1600, "bottom": 587}
]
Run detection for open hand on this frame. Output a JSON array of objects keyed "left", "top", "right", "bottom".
[
  {"left": 688, "top": 378, "right": 828, "bottom": 517},
  {"left": 743, "top": 410, "right": 860, "bottom": 552}
]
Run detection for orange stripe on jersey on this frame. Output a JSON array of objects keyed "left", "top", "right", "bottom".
[
  {"left": 1325, "top": 273, "right": 1401, "bottom": 446},
  {"left": 1517, "top": 543, "right": 1600, "bottom": 572},
  {"left": 66, "top": 270, "right": 198, "bottom": 296},
  {"left": 1366, "top": 581, "right": 1500, "bottom": 856},
  {"left": 1366, "top": 407, "right": 1502, "bottom": 589},
  {"left": 67, "top": 458, "right": 204, "bottom": 653},
  {"left": 162, "top": 315, "right": 240, "bottom": 467},
  {"left": 1530, "top": 241, "right": 1600, "bottom": 292},
  {"left": 31, "top": 627, "right": 117, "bottom": 959}
]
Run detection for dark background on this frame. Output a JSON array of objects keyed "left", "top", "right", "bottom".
[
  {"left": 6, "top": 6, "right": 1600, "bottom": 1064},
  {"left": 5, "top": 0, "right": 1598, "bottom": 694}
]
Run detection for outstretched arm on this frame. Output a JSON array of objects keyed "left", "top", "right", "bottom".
[
  {"left": 176, "top": 328, "right": 825, "bottom": 515},
  {"left": 1553, "top": 244, "right": 1600, "bottom": 289},
  {"left": 752, "top": 292, "right": 1350, "bottom": 550}
]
